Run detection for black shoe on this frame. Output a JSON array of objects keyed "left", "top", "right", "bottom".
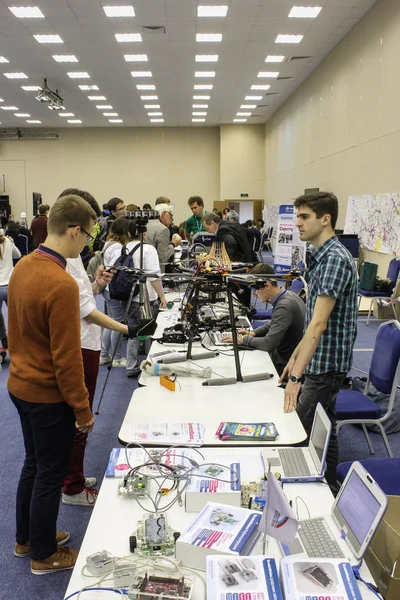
[
  {"left": 1, "top": 336, "right": 7, "bottom": 350},
  {"left": 127, "top": 368, "right": 141, "bottom": 379}
]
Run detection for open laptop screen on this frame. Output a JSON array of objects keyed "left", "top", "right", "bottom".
[
  {"left": 336, "top": 469, "right": 382, "bottom": 545},
  {"left": 309, "top": 408, "right": 329, "bottom": 467}
]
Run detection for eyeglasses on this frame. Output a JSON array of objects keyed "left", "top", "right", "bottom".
[{"left": 68, "top": 224, "right": 94, "bottom": 245}]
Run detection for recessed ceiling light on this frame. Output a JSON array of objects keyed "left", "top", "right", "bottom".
[
  {"left": 197, "top": 6, "right": 228, "bottom": 17},
  {"left": 150, "top": 119, "right": 164, "bottom": 123},
  {"left": 22, "top": 85, "right": 41, "bottom": 91},
  {"left": 257, "top": 71, "right": 279, "bottom": 78},
  {"left": 131, "top": 71, "right": 152, "bottom": 77},
  {"left": 115, "top": 33, "right": 142, "bottom": 42},
  {"left": 265, "top": 55, "right": 285, "bottom": 63},
  {"left": 103, "top": 6, "right": 135, "bottom": 17},
  {"left": 15, "top": 113, "right": 31, "bottom": 117},
  {"left": 103, "top": 112, "right": 118, "bottom": 116},
  {"left": 196, "top": 33, "right": 222, "bottom": 42},
  {"left": 109, "top": 119, "right": 123, "bottom": 123},
  {"left": 245, "top": 95, "right": 262, "bottom": 100},
  {"left": 140, "top": 95, "right": 158, "bottom": 100},
  {"left": 233, "top": 118, "right": 247, "bottom": 123},
  {"left": 193, "top": 104, "right": 208, "bottom": 108},
  {"left": 148, "top": 112, "right": 162, "bottom": 116},
  {"left": 9, "top": 6, "right": 44, "bottom": 18},
  {"left": 240, "top": 105, "right": 256, "bottom": 109},
  {"left": 59, "top": 113, "right": 74, "bottom": 117},
  {"left": 195, "top": 55, "right": 218, "bottom": 62},
  {"left": 33, "top": 34, "right": 63, "bottom": 43},
  {"left": 192, "top": 119, "right": 205, "bottom": 122},
  {"left": 96, "top": 105, "right": 112, "bottom": 109},
  {"left": 136, "top": 84, "right": 155, "bottom": 90},
  {"left": 144, "top": 104, "right": 160, "bottom": 109},
  {"left": 124, "top": 54, "right": 148, "bottom": 61},
  {"left": 237, "top": 112, "right": 251, "bottom": 116},
  {"left": 193, "top": 95, "right": 210, "bottom": 100},
  {"left": 289, "top": 6, "right": 322, "bottom": 18},
  {"left": 251, "top": 85, "right": 270, "bottom": 90},
  {"left": 26, "top": 119, "right": 41, "bottom": 123},
  {"left": 4, "top": 72, "right": 28, "bottom": 79},
  {"left": 79, "top": 85, "right": 99, "bottom": 91},
  {"left": 67, "top": 72, "right": 90, "bottom": 79},
  {"left": 88, "top": 95, "right": 106, "bottom": 100},
  {"left": 0, "top": 57, "right": 9, "bottom": 63},
  {"left": 1, "top": 106, "right": 18, "bottom": 110},
  {"left": 194, "top": 84, "right": 213, "bottom": 90},
  {"left": 53, "top": 55, "right": 78, "bottom": 62},
  {"left": 192, "top": 111, "right": 207, "bottom": 116},
  {"left": 67, "top": 119, "right": 82, "bottom": 123},
  {"left": 275, "top": 34, "right": 304, "bottom": 44},
  {"left": 195, "top": 71, "right": 215, "bottom": 78}
]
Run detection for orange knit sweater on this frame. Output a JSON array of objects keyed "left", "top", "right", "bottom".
[{"left": 7, "top": 250, "right": 91, "bottom": 425}]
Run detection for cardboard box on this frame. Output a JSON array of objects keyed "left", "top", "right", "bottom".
[
  {"left": 185, "top": 462, "right": 241, "bottom": 513},
  {"left": 364, "top": 495, "right": 400, "bottom": 599}
]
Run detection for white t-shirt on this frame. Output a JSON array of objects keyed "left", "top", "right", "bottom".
[
  {"left": 104, "top": 240, "right": 161, "bottom": 302},
  {"left": 0, "top": 237, "right": 21, "bottom": 286},
  {"left": 66, "top": 256, "right": 101, "bottom": 351}
]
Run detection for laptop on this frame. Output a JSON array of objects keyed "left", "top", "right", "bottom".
[
  {"left": 281, "top": 461, "right": 388, "bottom": 567},
  {"left": 263, "top": 403, "right": 331, "bottom": 482}
]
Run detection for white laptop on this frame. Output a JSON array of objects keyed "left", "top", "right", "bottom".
[
  {"left": 280, "top": 461, "right": 388, "bottom": 567},
  {"left": 263, "top": 403, "right": 331, "bottom": 482}
]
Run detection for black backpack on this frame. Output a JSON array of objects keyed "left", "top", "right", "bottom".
[{"left": 109, "top": 243, "right": 141, "bottom": 301}]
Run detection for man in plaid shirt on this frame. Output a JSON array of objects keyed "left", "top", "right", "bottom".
[{"left": 280, "top": 192, "right": 358, "bottom": 491}]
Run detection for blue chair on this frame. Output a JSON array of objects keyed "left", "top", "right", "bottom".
[
  {"left": 336, "top": 320, "right": 400, "bottom": 457},
  {"left": 337, "top": 459, "right": 400, "bottom": 495},
  {"left": 15, "top": 234, "right": 29, "bottom": 256},
  {"left": 358, "top": 257, "right": 400, "bottom": 325}
]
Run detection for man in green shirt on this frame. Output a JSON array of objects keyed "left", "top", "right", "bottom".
[{"left": 184, "top": 196, "right": 209, "bottom": 240}]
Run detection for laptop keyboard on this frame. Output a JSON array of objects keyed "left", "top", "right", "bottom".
[
  {"left": 298, "top": 517, "right": 345, "bottom": 558},
  {"left": 208, "top": 331, "right": 231, "bottom": 345},
  {"left": 278, "top": 448, "right": 311, "bottom": 477}
]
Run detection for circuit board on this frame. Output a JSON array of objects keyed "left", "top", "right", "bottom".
[
  {"left": 128, "top": 574, "right": 193, "bottom": 599},
  {"left": 118, "top": 475, "right": 148, "bottom": 497}
]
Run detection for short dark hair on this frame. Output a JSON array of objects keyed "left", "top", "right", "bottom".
[
  {"left": 38, "top": 204, "right": 48, "bottom": 215},
  {"left": 108, "top": 197, "right": 124, "bottom": 213},
  {"left": 251, "top": 262, "right": 278, "bottom": 287},
  {"left": 156, "top": 196, "right": 170, "bottom": 205},
  {"left": 294, "top": 191, "right": 338, "bottom": 229},
  {"left": 58, "top": 188, "right": 101, "bottom": 218},
  {"left": 188, "top": 196, "right": 204, "bottom": 207},
  {"left": 143, "top": 203, "right": 152, "bottom": 210},
  {"left": 202, "top": 212, "right": 220, "bottom": 226}
]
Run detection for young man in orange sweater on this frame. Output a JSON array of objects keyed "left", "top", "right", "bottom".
[{"left": 8, "top": 194, "right": 96, "bottom": 575}]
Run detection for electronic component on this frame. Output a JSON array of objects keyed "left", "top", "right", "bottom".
[
  {"left": 301, "top": 564, "right": 334, "bottom": 590},
  {"left": 241, "top": 473, "right": 281, "bottom": 511},
  {"left": 129, "top": 514, "right": 180, "bottom": 556},
  {"left": 128, "top": 573, "right": 193, "bottom": 599},
  {"left": 218, "top": 558, "right": 258, "bottom": 587},
  {"left": 113, "top": 560, "right": 137, "bottom": 588},
  {"left": 205, "top": 465, "right": 224, "bottom": 477},
  {"left": 209, "top": 508, "right": 239, "bottom": 526},
  {"left": 118, "top": 475, "right": 148, "bottom": 497},
  {"left": 86, "top": 550, "right": 115, "bottom": 576}
]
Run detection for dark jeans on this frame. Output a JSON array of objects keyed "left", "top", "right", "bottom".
[
  {"left": 296, "top": 372, "right": 346, "bottom": 493},
  {"left": 10, "top": 393, "right": 76, "bottom": 560},
  {"left": 63, "top": 348, "right": 99, "bottom": 495}
]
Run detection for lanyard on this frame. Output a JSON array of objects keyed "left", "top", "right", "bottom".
[{"left": 272, "top": 289, "right": 286, "bottom": 310}]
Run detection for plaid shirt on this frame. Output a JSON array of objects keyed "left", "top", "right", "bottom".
[{"left": 305, "top": 236, "right": 358, "bottom": 375}]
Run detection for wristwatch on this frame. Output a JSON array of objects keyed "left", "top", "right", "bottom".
[{"left": 289, "top": 373, "right": 301, "bottom": 384}]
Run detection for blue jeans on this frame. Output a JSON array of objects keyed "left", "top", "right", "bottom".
[
  {"left": 100, "top": 290, "right": 124, "bottom": 360},
  {"left": 126, "top": 299, "right": 159, "bottom": 373},
  {"left": 296, "top": 372, "right": 346, "bottom": 493},
  {"left": 10, "top": 393, "right": 76, "bottom": 559}
]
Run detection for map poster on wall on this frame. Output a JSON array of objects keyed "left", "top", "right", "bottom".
[
  {"left": 274, "top": 205, "right": 306, "bottom": 273},
  {"left": 345, "top": 192, "right": 400, "bottom": 255}
]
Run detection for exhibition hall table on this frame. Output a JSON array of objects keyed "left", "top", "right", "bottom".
[{"left": 64, "top": 447, "right": 377, "bottom": 600}]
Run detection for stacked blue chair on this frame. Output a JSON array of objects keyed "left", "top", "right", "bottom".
[
  {"left": 358, "top": 257, "right": 400, "bottom": 325},
  {"left": 337, "top": 459, "right": 400, "bottom": 495},
  {"left": 336, "top": 320, "right": 400, "bottom": 457}
]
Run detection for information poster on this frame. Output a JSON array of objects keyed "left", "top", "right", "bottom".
[{"left": 274, "top": 204, "right": 306, "bottom": 273}]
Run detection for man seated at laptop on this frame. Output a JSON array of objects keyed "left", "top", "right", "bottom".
[{"left": 223, "top": 263, "right": 306, "bottom": 376}]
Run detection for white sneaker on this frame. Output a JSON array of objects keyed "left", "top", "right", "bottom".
[
  {"left": 61, "top": 486, "right": 98, "bottom": 507},
  {"left": 112, "top": 357, "right": 127, "bottom": 368},
  {"left": 84, "top": 477, "right": 97, "bottom": 487},
  {"left": 99, "top": 355, "right": 112, "bottom": 366}
]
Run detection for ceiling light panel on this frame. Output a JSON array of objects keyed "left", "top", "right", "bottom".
[
  {"left": 197, "top": 6, "right": 228, "bottom": 17},
  {"left": 195, "top": 55, "right": 218, "bottom": 62},
  {"left": 245, "top": 95, "right": 262, "bottom": 100},
  {"left": 9, "top": 6, "right": 44, "bottom": 18},
  {"left": 52, "top": 55, "right": 78, "bottom": 62},
  {"left": 144, "top": 104, "right": 160, "bottom": 109},
  {"left": 103, "top": 112, "right": 118, "bottom": 116},
  {"left": 33, "top": 34, "right": 63, "bottom": 43},
  {"left": 193, "top": 104, "right": 208, "bottom": 108},
  {"left": 140, "top": 95, "right": 158, "bottom": 100},
  {"left": 96, "top": 105, "right": 112, "bottom": 109},
  {"left": 265, "top": 55, "right": 285, "bottom": 63},
  {"left": 289, "top": 6, "right": 322, "bottom": 18},
  {"left": 240, "top": 104, "right": 256, "bottom": 109},
  {"left": 193, "top": 95, "right": 210, "bottom": 100},
  {"left": 124, "top": 54, "right": 148, "bottom": 61},
  {"left": 150, "top": 119, "right": 164, "bottom": 123},
  {"left": 103, "top": 6, "right": 135, "bottom": 17},
  {"left": 115, "top": 33, "right": 142, "bottom": 42},
  {"left": 257, "top": 72, "right": 279, "bottom": 78},
  {"left": 192, "top": 119, "right": 205, "bottom": 122},
  {"left": 131, "top": 71, "right": 152, "bottom": 77},
  {"left": 26, "top": 120, "right": 41, "bottom": 123},
  {"left": 233, "top": 118, "right": 246, "bottom": 122},
  {"left": 237, "top": 112, "right": 251, "bottom": 116},
  {"left": 147, "top": 112, "right": 162, "bottom": 116},
  {"left": 67, "top": 119, "right": 82, "bottom": 123},
  {"left": 67, "top": 72, "right": 90, "bottom": 78},
  {"left": 4, "top": 73, "right": 28, "bottom": 79},
  {"left": 88, "top": 95, "right": 106, "bottom": 100},
  {"left": 1, "top": 106, "right": 18, "bottom": 110},
  {"left": 0, "top": 57, "right": 9, "bottom": 63},
  {"left": 196, "top": 33, "right": 222, "bottom": 42},
  {"left": 79, "top": 85, "right": 99, "bottom": 91},
  {"left": 251, "top": 85, "right": 270, "bottom": 90},
  {"left": 195, "top": 71, "right": 215, "bottom": 78},
  {"left": 109, "top": 119, "right": 123, "bottom": 122},
  {"left": 59, "top": 113, "right": 74, "bottom": 117},
  {"left": 22, "top": 85, "right": 41, "bottom": 91},
  {"left": 15, "top": 113, "right": 30, "bottom": 117},
  {"left": 192, "top": 111, "right": 207, "bottom": 116},
  {"left": 194, "top": 84, "right": 213, "bottom": 90},
  {"left": 275, "top": 34, "right": 304, "bottom": 44}
]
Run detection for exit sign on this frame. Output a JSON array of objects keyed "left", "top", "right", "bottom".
[{"left": 240, "top": 193, "right": 248, "bottom": 197}]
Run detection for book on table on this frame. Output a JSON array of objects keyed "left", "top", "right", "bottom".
[{"left": 216, "top": 421, "right": 279, "bottom": 441}]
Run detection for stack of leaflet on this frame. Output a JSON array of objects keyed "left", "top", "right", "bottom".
[{"left": 130, "top": 422, "right": 205, "bottom": 446}]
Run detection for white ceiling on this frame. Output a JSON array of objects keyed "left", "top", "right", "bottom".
[{"left": 0, "top": 0, "right": 377, "bottom": 129}]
